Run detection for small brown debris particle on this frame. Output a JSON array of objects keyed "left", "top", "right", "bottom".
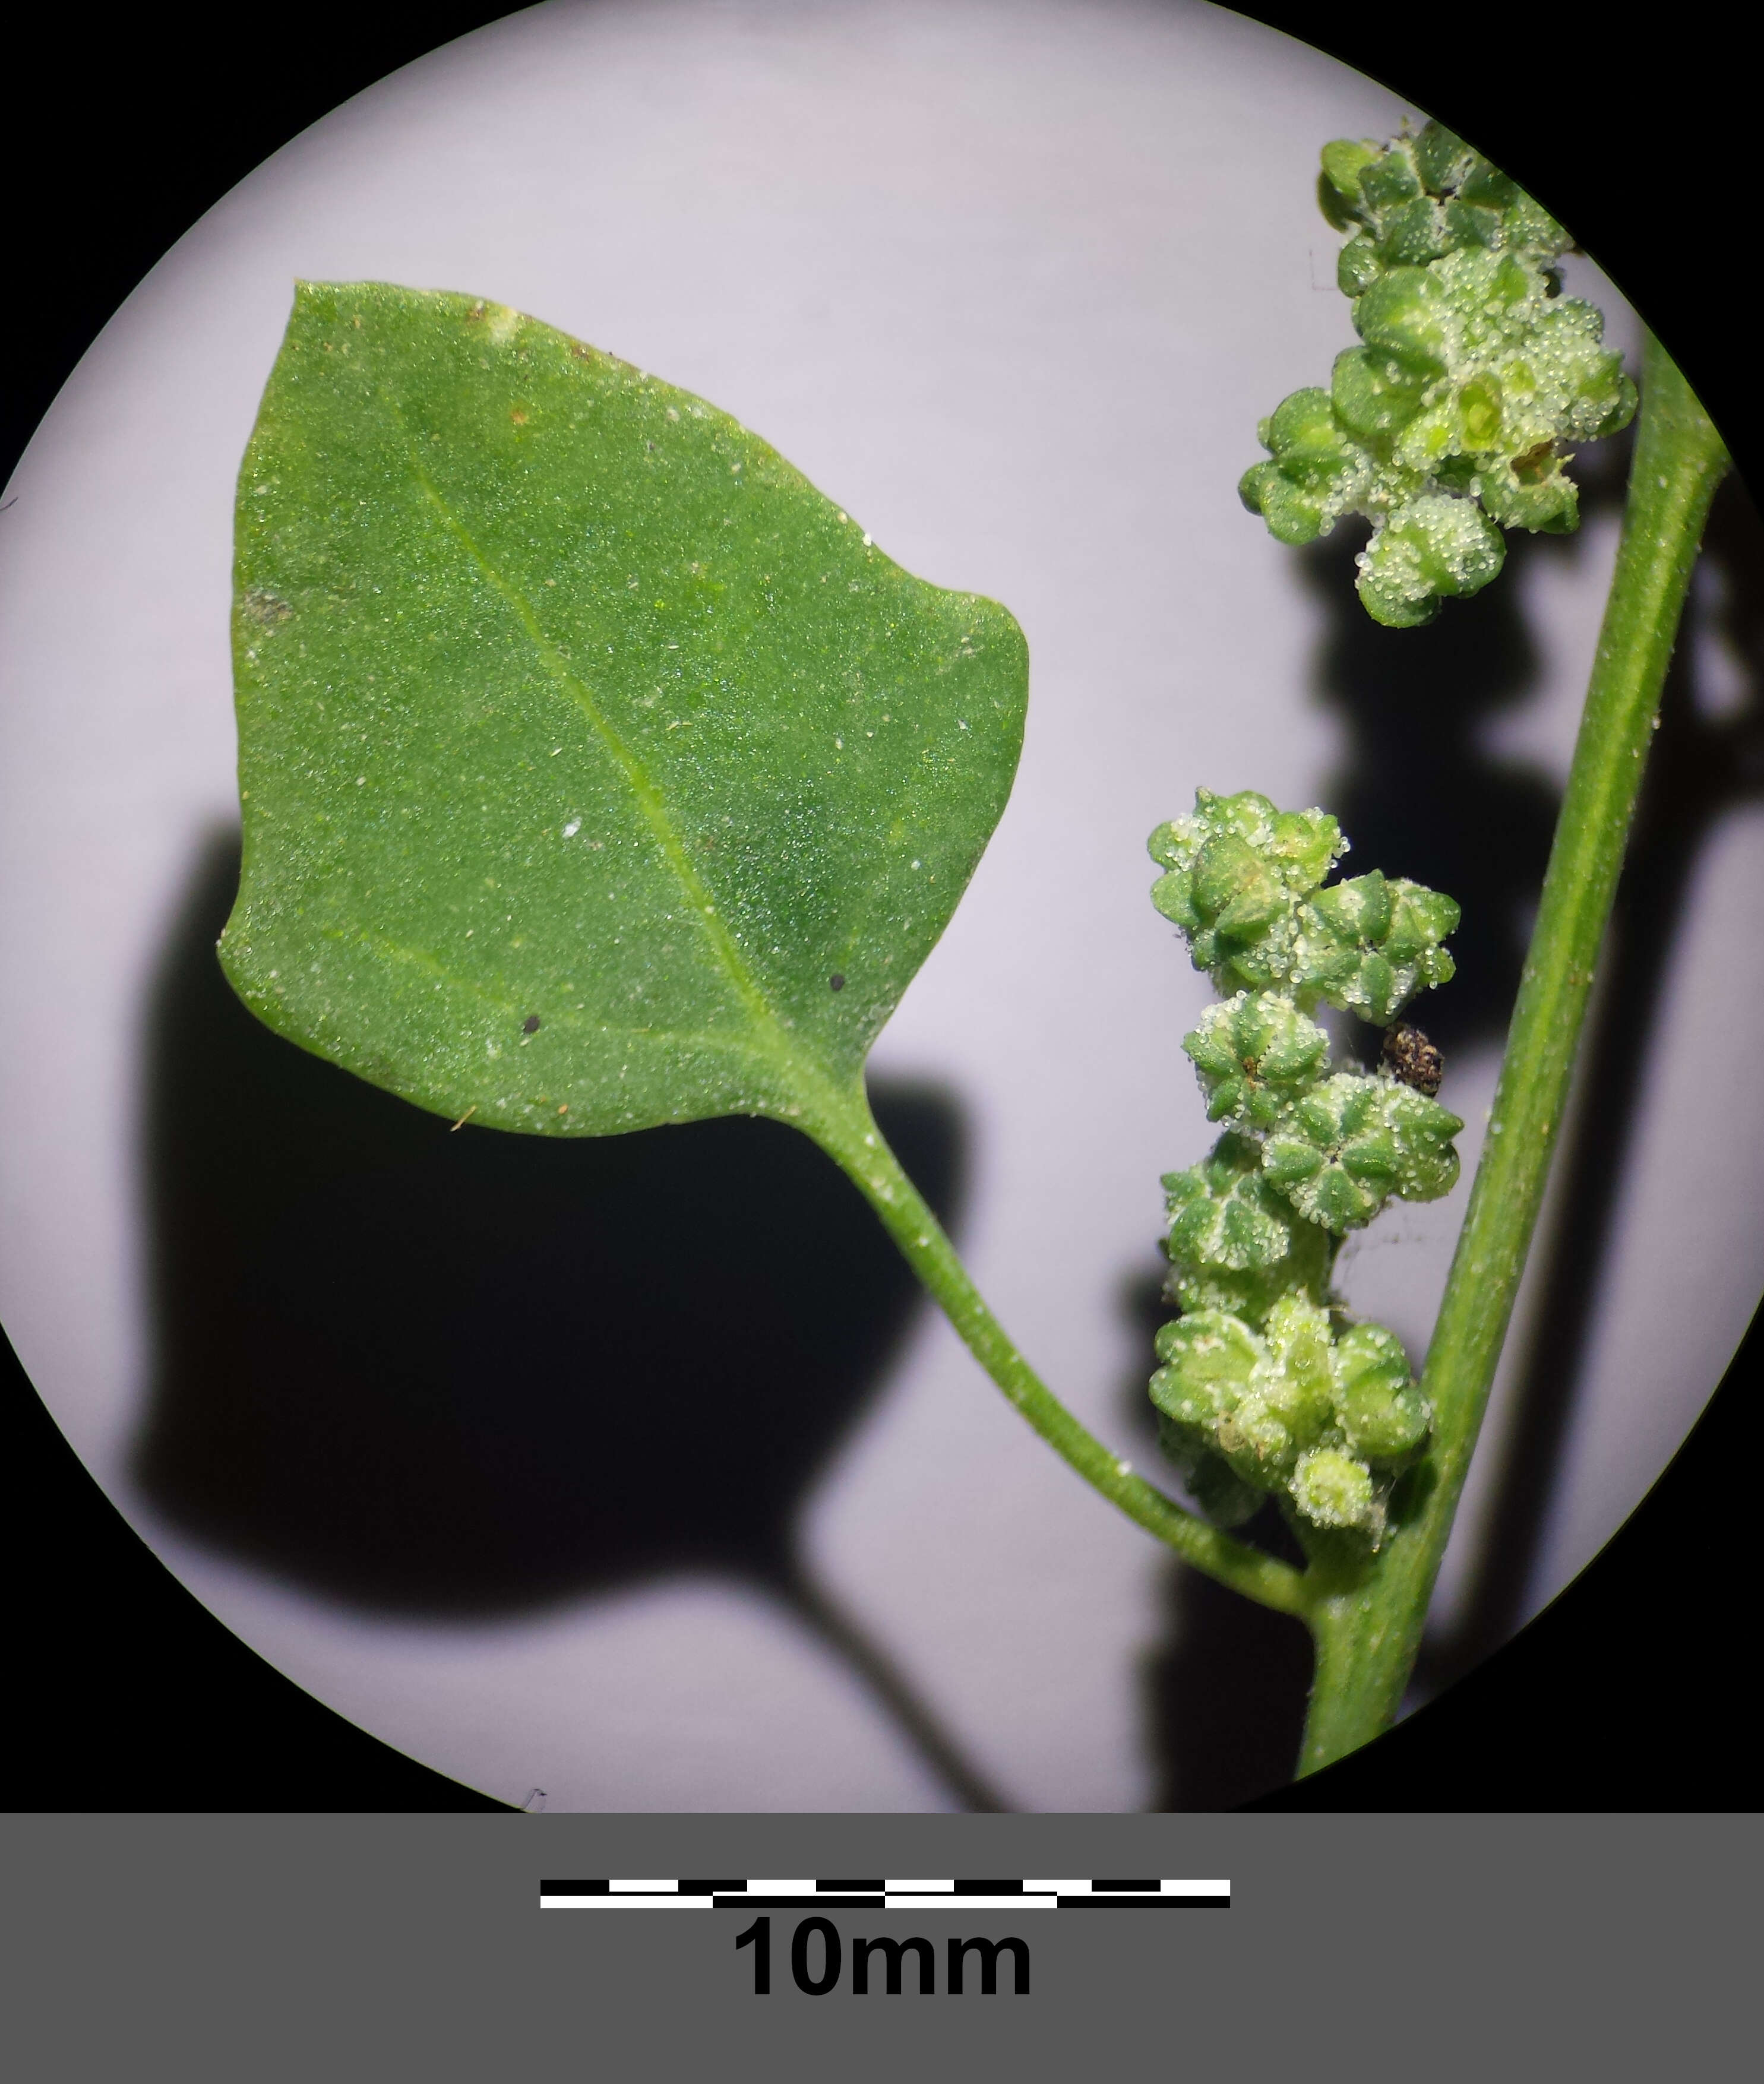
[
  {"left": 450, "top": 1105, "right": 477, "bottom": 1132},
  {"left": 241, "top": 587, "right": 293, "bottom": 625},
  {"left": 557, "top": 1103, "right": 569, "bottom": 1115},
  {"left": 510, "top": 409, "right": 527, "bottom": 425},
  {"left": 523, "top": 1014, "right": 542, "bottom": 1034},
  {"left": 1382, "top": 1022, "right": 1444, "bottom": 1095},
  {"left": 829, "top": 973, "right": 846, "bottom": 992}
]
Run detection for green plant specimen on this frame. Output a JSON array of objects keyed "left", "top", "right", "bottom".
[
  {"left": 227, "top": 277, "right": 1295, "bottom": 1604},
  {"left": 222, "top": 110, "right": 1727, "bottom": 1789}
]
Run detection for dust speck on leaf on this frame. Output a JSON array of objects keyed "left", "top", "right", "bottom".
[{"left": 241, "top": 587, "right": 292, "bottom": 626}]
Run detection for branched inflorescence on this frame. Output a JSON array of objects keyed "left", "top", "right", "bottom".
[
  {"left": 1147, "top": 789, "right": 1463, "bottom": 1544},
  {"left": 1239, "top": 121, "right": 1636, "bottom": 627}
]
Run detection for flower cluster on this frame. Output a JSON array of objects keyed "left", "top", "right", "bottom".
[
  {"left": 1238, "top": 121, "right": 1636, "bottom": 627},
  {"left": 1148, "top": 789, "right": 1463, "bottom": 1543}
]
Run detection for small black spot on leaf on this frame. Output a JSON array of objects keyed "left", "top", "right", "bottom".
[
  {"left": 523, "top": 1014, "right": 542, "bottom": 1034},
  {"left": 829, "top": 974, "right": 845, "bottom": 992}
]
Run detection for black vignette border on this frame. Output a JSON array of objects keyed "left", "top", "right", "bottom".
[{"left": 1, "top": 0, "right": 1755, "bottom": 1808}]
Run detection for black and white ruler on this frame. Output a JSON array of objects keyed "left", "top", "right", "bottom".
[{"left": 540, "top": 1878, "right": 1228, "bottom": 1910}]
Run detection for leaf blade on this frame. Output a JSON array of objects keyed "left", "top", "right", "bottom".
[{"left": 222, "top": 282, "right": 1027, "bottom": 1135}]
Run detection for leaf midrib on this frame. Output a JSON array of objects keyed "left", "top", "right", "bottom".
[{"left": 390, "top": 417, "right": 812, "bottom": 1087}]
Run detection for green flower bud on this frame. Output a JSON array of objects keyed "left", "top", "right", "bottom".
[
  {"left": 1478, "top": 450, "right": 1579, "bottom": 533},
  {"left": 1330, "top": 347, "right": 1427, "bottom": 444},
  {"left": 1357, "top": 493, "right": 1506, "bottom": 628},
  {"left": 1183, "top": 991, "right": 1331, "bottom": 1128},
  {"left": 1216, "top": 1393, "right": 1299, "bottom": 1476},
  {"left": 1162, "top": 1133, "right": 1294, "bottom": 1271},
  {"left": 1162, "top": 1190, "right": 1333, "bottom": 1327},
  {"left": 1455, "top": 158, "right": 1522, "bottom": 214},
  {"left": 1355, "top": 267, "right": 1453, "bottom": 378},
  {"left": 1376, "top": 195, "right": 1448, "bottom": 268},
  {"left": 1290, "top": 1446, "right": 1378, "bottom": 1532},
  {"left": 1332, "top": 1322, "right": 1431, "bottom": 1462},
  {"left": 1150, "top": 1301, "right": 1424, "bottom": 1533},
  {"left": 1357, "top": 142, "right": 1423, "bottom": 212},
  {"left": 1266, "top": 387, "right": 1360, "bottom": 486},
  {"left": 1149, "top": 790, "right": 1347, "bottom": 994},
  {"left": 1322, "top": 121, "right": 1565, "bottom": 264},
  {"left": 1440, "top": 197, "right": 1504, "bottom": 253},
  {"left": 1384, "top": 879, "right": 1461, "bottom": 971},
  {"left": 1503, "top": 191, "right": 1572, "bottom": 256},
  {"left": 1241, "top": 387, "right": 1369, "bottom": 546},
  {"left": 1238, "top": 457, "right": 1276, "bottom": 515},
  {"left": 1263, "top": 1293, "right": 1337, "bottom": 1431},
  {"left": 1411, "top": 120, "right": 1481, "bottom": 197},
  {"left": 1153, "top": 1297, "right": 1340, "bottom": 1494},
  {"left": 1196, "top": 828, "right": 1286, "bottom": 932},
  {"left": 1319, "top": 138, "right": 1380, "bottom": 226},
  {"left": 1569, "top": 354, "right": 1637, "bottom": 441},
  {"left": 1151, "top": 1308, "right": 1260, "bottom": 1431},
  {"left": 1458, "top": 372, "right": 1505, "bottom": 451},
  {"left": 1262, "top": 1072, "right": 1462, "bottom": 1231},
  {"left": 1295, "top": 870, "right": 1459, "bottom": 1022},
  {"left": 1338, "top": 235, "right": 1385, "bottom": 297},
  {"left": 1243, "top": 468, "right": 1329, "bottom": 546}
]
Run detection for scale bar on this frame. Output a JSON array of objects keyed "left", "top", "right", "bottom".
[{"left": 540, "top": 1877, "right": 1229, "bottom": 1911}]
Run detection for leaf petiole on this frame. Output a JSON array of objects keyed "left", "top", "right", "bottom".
[{"left": 804, "top": 1082, "right": 1313, "bottom": 1618}]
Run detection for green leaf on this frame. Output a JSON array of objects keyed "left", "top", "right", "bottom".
[{"left": 220, "top": 283, "right": 1028, "bottom": 1143}]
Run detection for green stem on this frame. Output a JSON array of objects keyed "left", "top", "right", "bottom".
[
  {"left": 803, "top": 1084, "right": 1311, "bottom": 1618},
  {"left": 1296, "top": 334, "right": 1729, "bottom": 1773}
]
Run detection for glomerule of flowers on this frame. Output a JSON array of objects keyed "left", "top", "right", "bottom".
[
  {"left": 1238, "top": 120, "right": 1637, "bottom": 628},
  {"left": 1147, "top": 788, "right": 1463, "bottom": 1545}
]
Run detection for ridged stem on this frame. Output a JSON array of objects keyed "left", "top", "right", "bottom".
[{"left": 1296, "top": 334, "right": 1729, "bottom": 1772}]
